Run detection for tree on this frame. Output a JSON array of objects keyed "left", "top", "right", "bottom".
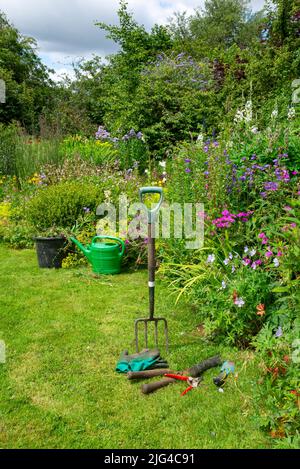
[
  {"left": 0, "top": 11, "right": 52, "bottom": 131},
  {"left": 189, "top": 0, "right": 259, "bottom": 53}
]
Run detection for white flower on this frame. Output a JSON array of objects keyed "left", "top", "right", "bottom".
[
  {"left": 271, "top": 107, "right": 278, "bottom": 119},
  {"left": 221, "top": 281, "right": 227, "bottom": 289},
  {"left": 159, "top": 161, "right": 166, "bottom": 169},
  {"left": 234, "top": 297, "right": 245, "bottom": 308},
  {"left": 249, "top": 249, "right": 257, "bottom": 257},
  {"left": 251, "top": 126, "right": 258, "bottom": 134},
  {"left": 288, "top": 107, "right": 296, "bottom": 120},
  {"left": 207, "top": 254, "right": 215, "bottom": 264},
  {"left": 244, "top": 246, "right": 249, "bottom": 253},
  {"left": 273, "top": 258, "right": 280, "bottom": 267},
  {"left": 234, "top": 109, "right": 244, "bottom": 123},
  {"left": 231, "top": 265, "right": 236, "bottom": 273},
  {"left": 244, "top": 100, "right": 253, "bottom": 123},
  {"left": 145, "top": 169, "right": 149, "bottom": 174},
  {"left": 223, "top": 258, "right": 230, "bottom": 265},
  {"left": 197, "top": 134, "right": 204, "bottom": 144}
]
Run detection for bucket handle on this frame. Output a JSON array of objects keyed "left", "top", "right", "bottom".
[{"left": 91, "top": 235, "right": 125, "bottom": 258}]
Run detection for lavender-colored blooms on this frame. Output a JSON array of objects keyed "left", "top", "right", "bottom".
[
  {"left": 264, "top": 181, "right": 279, "bottom": 191},
  {"left": 275, "top": 326, "right": 283, "bottom": 338},
  {"left": 234, "top": 297, "right": 245, "bottom": 308},
  {"left": 207, "top": 254, "right": 215, "bottom": 264},
  {"left": 185, "top": 168, "right": 191, "bottom": 173}
]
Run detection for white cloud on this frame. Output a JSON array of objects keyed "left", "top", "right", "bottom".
[{"left": 0, "top": 0, "right": 266, "bottom": 75}]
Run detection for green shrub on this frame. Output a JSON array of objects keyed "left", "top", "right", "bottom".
[
  {"left": 0, "top": 123, "right": 18, "bottom": 175},
  {"left": 25, "top": 181, "right": 103, "bottom": 231}
]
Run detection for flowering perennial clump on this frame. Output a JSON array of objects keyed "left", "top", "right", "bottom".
[{"left": 212, "top": 209, "right": 253, "bottom": 229}]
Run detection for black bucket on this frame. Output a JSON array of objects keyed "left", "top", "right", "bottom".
[{"left": 34, "top": 237, "right": 67, "bottom": 269}]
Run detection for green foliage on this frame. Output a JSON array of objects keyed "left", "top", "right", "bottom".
[
  {"left": 253, "top": 319, "right": 300, "bottom": 443},
  {"left": 59, "top": 135, "right": 118, "bottom": 166},
  {"left": 0, "top": 12, "right": 52, "bottom": 131},
  {"left": 0, "top": 123, "right": 18, "bottom": 175},
  {"left": 25, "top": 181, "right": 102, "bottom": 232}
]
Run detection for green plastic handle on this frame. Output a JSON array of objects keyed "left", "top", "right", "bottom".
[
  {"left": 139, "top": 186, "right": 163, "bottom": 223},
  {"left": 92, "top": 235, "right": 125, "bottom": 257}
]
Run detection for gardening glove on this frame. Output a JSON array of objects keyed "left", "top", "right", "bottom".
[{"left": 116, "top": 349, "right": 168, "bottom": 373}]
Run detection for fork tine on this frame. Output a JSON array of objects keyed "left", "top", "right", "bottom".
[{"left": 154, "top": 321, "right": 158, "bottom": 348}]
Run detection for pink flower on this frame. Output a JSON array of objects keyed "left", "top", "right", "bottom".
[
  {"left": 265, "top": 250, "right": 273, "bottom": 258},
  {"left": 277, "top": 251, "right": 283, "bottom": 257},
  {"left": 258, "top": 233, "right": 266, "bottom": 239},
  {"left": 242, "top": 257, "right": 251, "bottom": 266},
  {"left": 284, "top": 206, "right": 292, "bottom": 211}
]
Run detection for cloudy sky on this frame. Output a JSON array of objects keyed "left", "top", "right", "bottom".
[{"left": 0, "top": 0, "right": 266, "bottom": 79}]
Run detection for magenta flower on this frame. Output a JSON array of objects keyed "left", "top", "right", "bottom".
[
  {"left": 265, "top": 250, "right": 273, "bottom": 258},
  {"left": 242, "top": 257, "right": 251, "bottom": 266}
]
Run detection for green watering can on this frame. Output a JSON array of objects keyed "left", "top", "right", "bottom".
[{"left": 70, "top": 235, "right": 125, "bottom": 275}]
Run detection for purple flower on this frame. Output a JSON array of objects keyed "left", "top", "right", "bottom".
[
  {"left": 275, "top": 326, "right": 283, "bottom": 338},
  {"left": 185, "top": 168, "right": 191, "bottom": 173},
  {"left": 264, "top": 181, "right": 279, "bottom": 191},
  {"left": 234, "top": 297, "right": 245, "bottom": 308},
  {"left": 83, "top": 207, "right": 90, "bottom": 213},
  {"left": 207, "top": 254, "right": 215, "bottom": 264},
  {"left": 185, "top": 158, "right": 191, "bottom": 163}
]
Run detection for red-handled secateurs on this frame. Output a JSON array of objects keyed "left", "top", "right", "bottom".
[{"left": 164, "top": 374, "right": 201, "bottom": 396}]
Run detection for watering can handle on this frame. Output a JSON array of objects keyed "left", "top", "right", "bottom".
[
  {"left": 139, "top": 187, "right": 163, "bottom": 224},
  {"left": 91, "top": 235, "right": 125, "bottom": 257}
]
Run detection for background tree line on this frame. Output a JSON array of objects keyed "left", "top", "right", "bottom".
[{"left": 0, "top": 0, "right": 299, "bottom": 156}]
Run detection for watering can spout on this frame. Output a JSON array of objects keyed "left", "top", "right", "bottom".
[{"left": 70, "top": 237, "right": 92, "bottom": 262}]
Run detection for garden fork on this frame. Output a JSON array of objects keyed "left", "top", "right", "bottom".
[{"left": 134, "top": 187, "right": 169, "bottom": 352}]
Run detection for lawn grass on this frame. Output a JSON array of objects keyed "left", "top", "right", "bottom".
[{"left": 0, "top": 246, "right": 271, "bottom": 449}]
